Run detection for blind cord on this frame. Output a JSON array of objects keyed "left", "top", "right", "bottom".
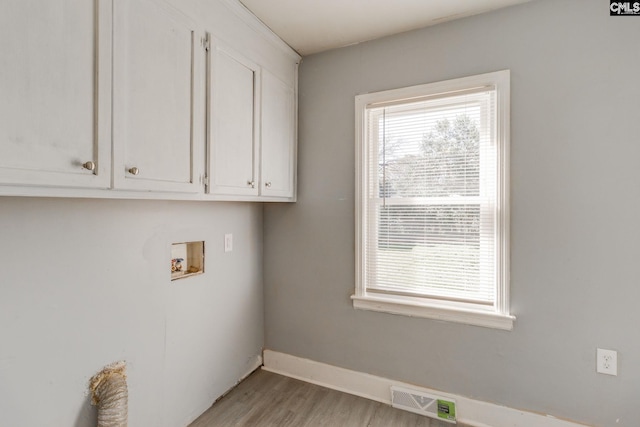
[{"left": 382, "top": 108, "right": 386, "bottom": 209}]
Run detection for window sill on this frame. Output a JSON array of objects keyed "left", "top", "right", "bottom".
[{"left": 351, "top": 294, "right": 515, "bottom": 331}]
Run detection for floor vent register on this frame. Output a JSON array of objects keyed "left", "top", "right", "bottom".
[{"left": 390, "top": 385, "right": 456, "bottom": 424}]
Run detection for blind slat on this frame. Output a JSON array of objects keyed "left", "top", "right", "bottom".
[{"left": 364, "top": 87, "right": 497, "bottom": 305}]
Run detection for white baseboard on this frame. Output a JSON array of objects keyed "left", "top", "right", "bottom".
[{"left": 262, "top": 350, "right": 588, "bottom": 427}]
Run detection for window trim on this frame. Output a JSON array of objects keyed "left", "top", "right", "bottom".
[{"left": 353, "top": 70, "right": 514, "bottom": 330}]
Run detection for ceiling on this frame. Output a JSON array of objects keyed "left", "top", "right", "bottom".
[{"left": 239, "top": 0, "right": 531, "bottom": 56}]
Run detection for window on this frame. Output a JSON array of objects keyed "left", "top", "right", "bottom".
[{"left": 353, "top": 71, "right": 513, "bottom": 330}]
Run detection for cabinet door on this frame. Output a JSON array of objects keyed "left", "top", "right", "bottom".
[
  {"left": 208, "top": 41, "right": 260, "bottom": 196},
  {"left": 260, "top": 70, "right": 296, "bottom": 199},
  {"left": 0, "top": 0, "right": 111, "bottom": 189},
  {"left": 112, "top": 0, "right": 203, "bottom": 193}
]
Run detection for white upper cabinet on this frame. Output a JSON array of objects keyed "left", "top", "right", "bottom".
[
  {"left": 206, "top": 43, "right": 298, "bottom": 201},
  {"left": 260, "top": 70, "right": 296, "bottom": 199},
  {"left": 208, "top": 41, "right": 260, "bottom": 196},
  {"left": 0, "top": 0, "right": 298, "bottom": 201},
  {"left": 112, "top": 0, "right": 204, "bottom": 193},
  {"left": 0, "top": 0, "right": 111, "bottom": 189}
]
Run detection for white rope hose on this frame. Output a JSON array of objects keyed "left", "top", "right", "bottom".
[{"left": 90, "top": 361, "right": 128, "bottom": 427}]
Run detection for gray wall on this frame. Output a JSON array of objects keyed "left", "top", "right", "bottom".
[
  {"left": 264, "top": 1, "right": 640, "bottom": 425},
  {"left": 0, "top": 198, "right": 263, "bottom": 427}
]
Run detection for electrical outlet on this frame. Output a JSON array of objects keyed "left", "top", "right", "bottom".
[
  {"left": 224, "top": 233, "right": 233, "bottom": 252},
  {"left": 596, "top": 348, "right": 617, "bottom": 376}
]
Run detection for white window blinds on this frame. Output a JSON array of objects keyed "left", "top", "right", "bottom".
[{"left": 363, "top": 86, "right": 499, "bottom": 306}]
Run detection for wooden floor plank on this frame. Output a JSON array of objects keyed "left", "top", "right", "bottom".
[{"left": 189, "top": 369, "right": 470, "bottom": 427}]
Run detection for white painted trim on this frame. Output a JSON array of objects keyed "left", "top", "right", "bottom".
[
  {"left": 262, "top": 350, "right": 589, "bottom": 427},
  {"left": 219, "top": 0, "right": 301, "bottom": 60},
  {"left": 0, "top": 184, "right": 295, "bottom": 202},
  {"left": 354, "top": 70, "right": 513, "bottom": 329},
  {"left": 351, "top": 295, "right": 515, "bottom": 331}
]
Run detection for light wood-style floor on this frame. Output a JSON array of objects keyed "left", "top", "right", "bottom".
[{"left": 189, "top": 369, "right": 469, "bottom": 427}]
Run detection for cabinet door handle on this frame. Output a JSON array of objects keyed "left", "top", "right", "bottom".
[
  {"left": 265, "top": 182, "right": 272, "bottom": 188},
  {"left": 128, "top": 167, "right": 140, "bottom": 176},
  {"left": 82, "top": 161, "right": 96, "bottom": 171},
  {"left": 247, "top": 180, "right": 255, "bottom": 188}
]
